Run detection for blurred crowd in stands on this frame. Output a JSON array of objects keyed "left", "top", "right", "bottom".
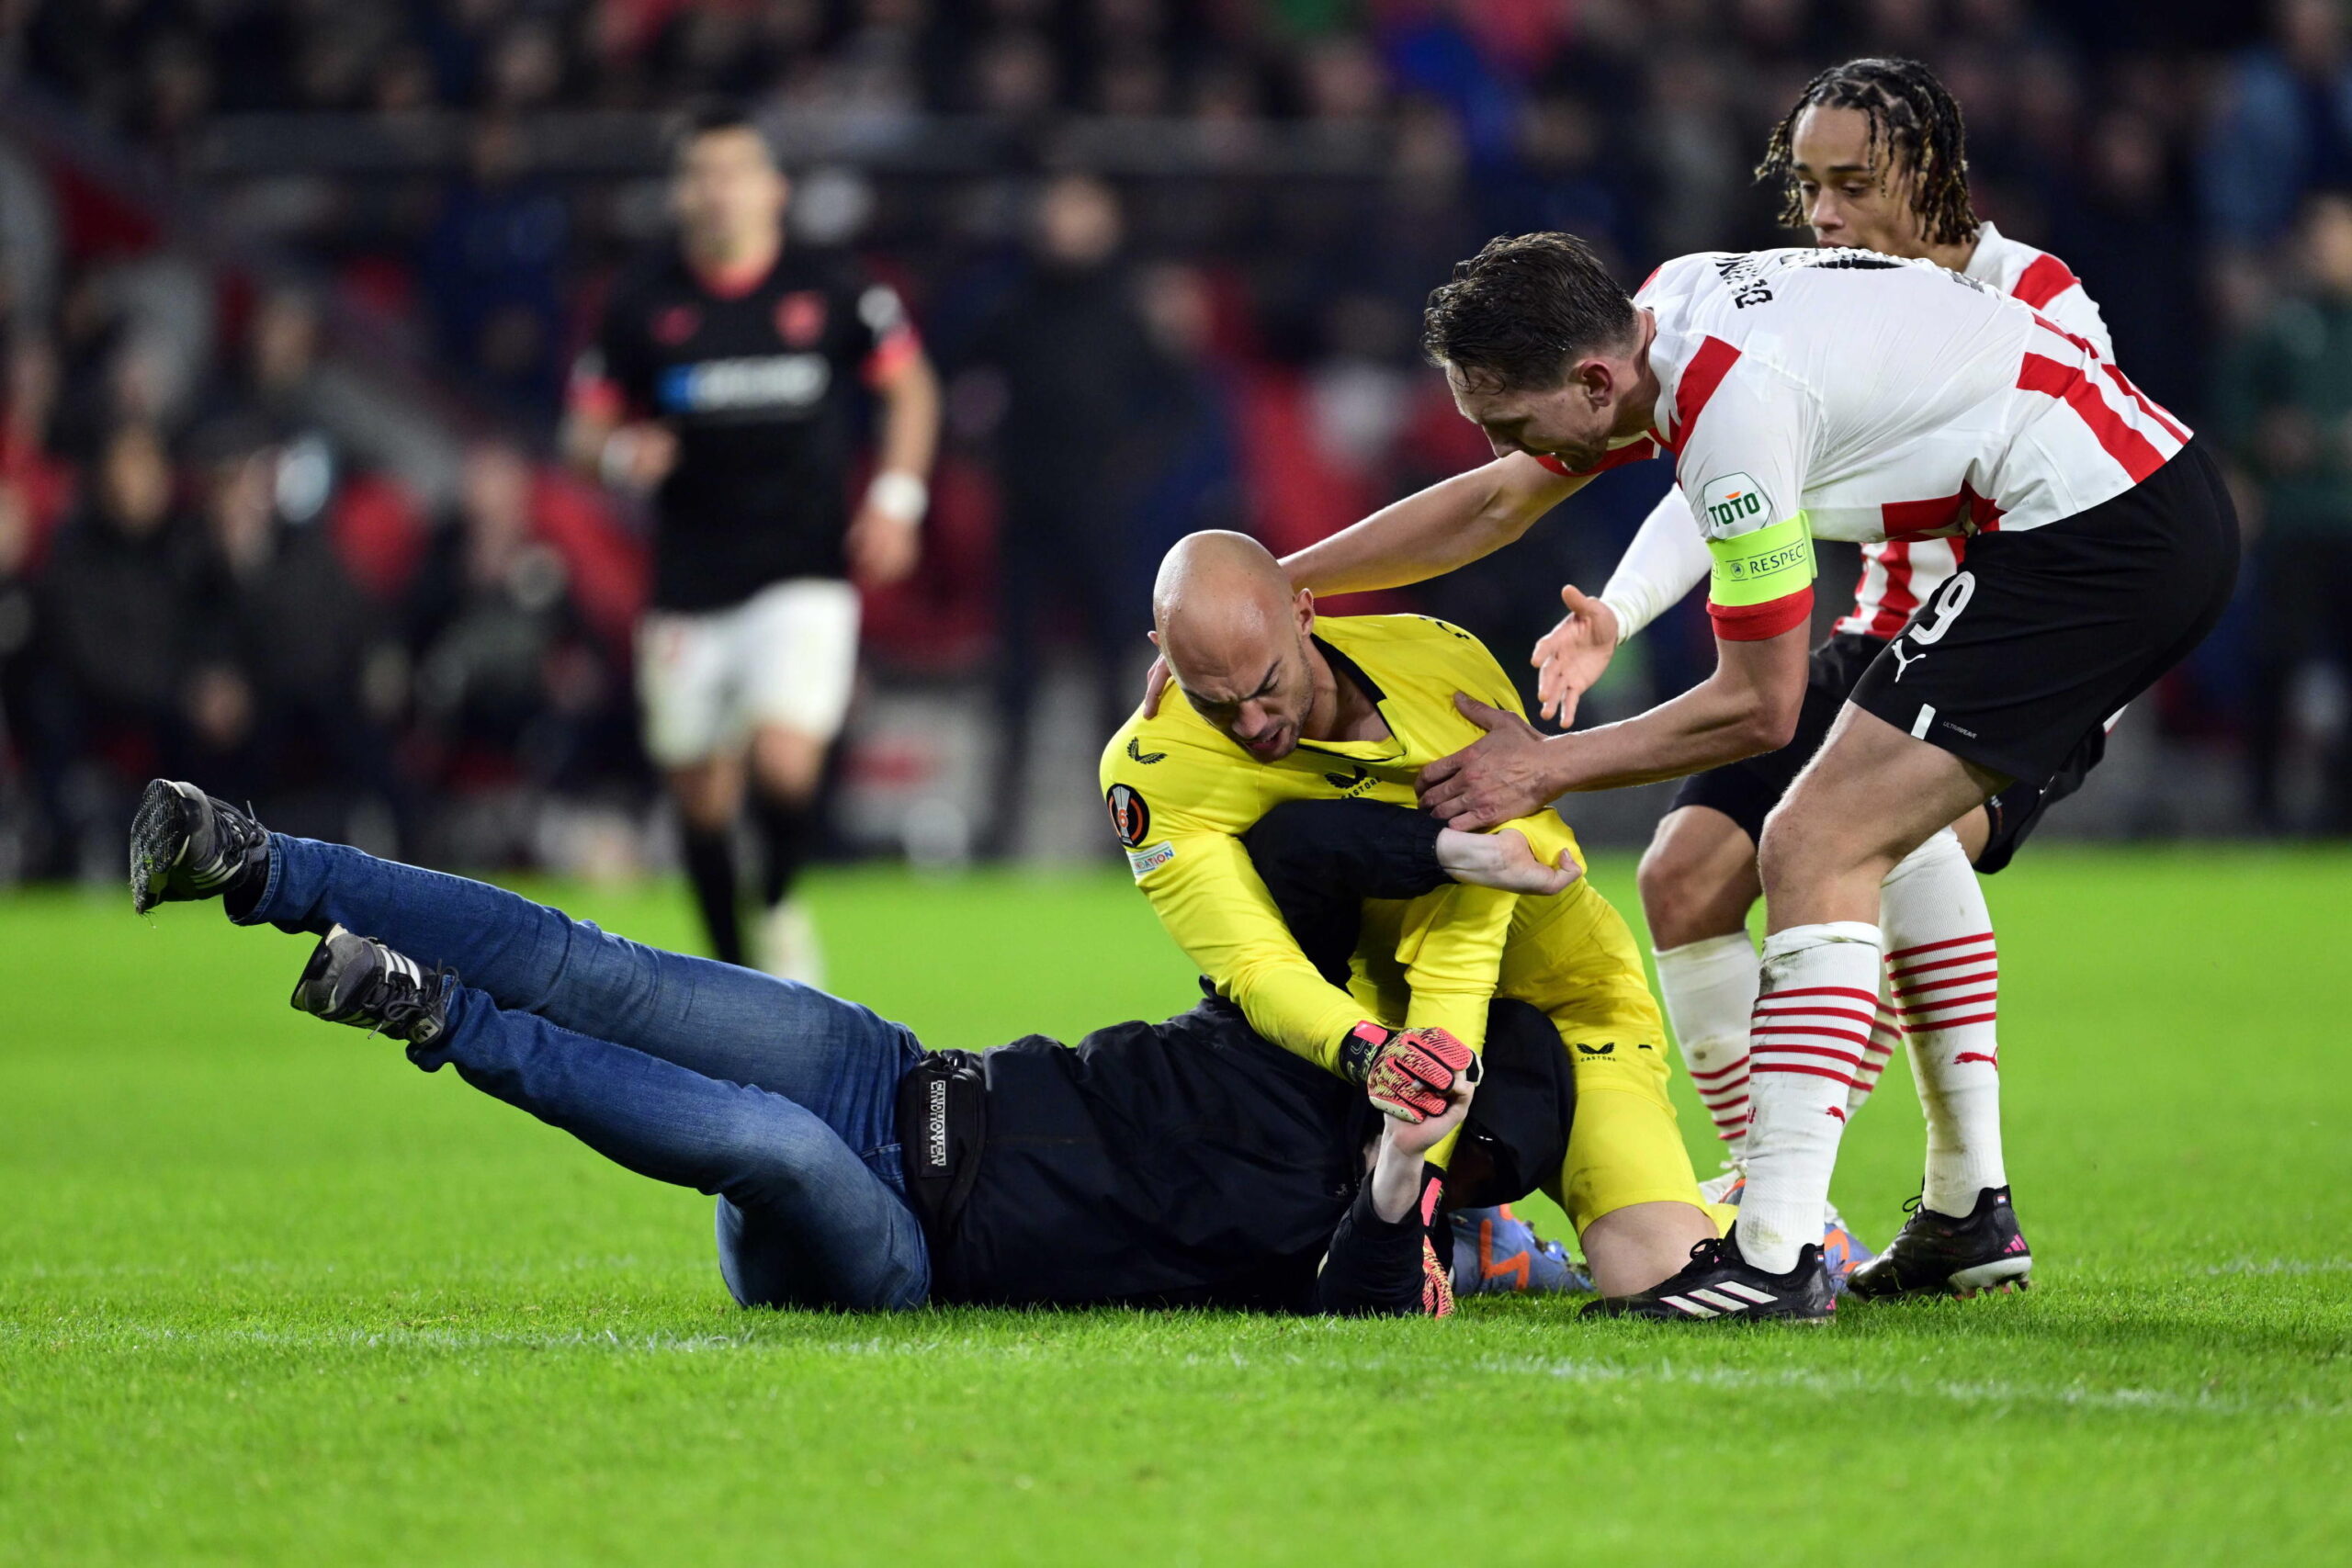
[{"left": 2, "top": 0, "right": 2350, "bottom": 879}]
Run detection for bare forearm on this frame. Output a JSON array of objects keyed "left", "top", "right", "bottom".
[
  {"left": 1533, "top": 677, "right": 1790, "bottom": 792},
  {"left": 1368, "top": 1133, "right": 1425, "bottom": 1224},
  {"left": 874, "top": 357, "right": 940, "bottom": 479},
  {"left": 1282, "top": 457, "right": 1577, "bottom": 595},
  {"left": 561, "top": 409, "right": 615, "bottom": 479}
]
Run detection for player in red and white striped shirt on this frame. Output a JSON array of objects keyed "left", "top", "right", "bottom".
[
  {"left": 1279, "top": 84, "right": 2236, "bottom": 1317},
  {"left": 1510, "top": 62, "right": 2121, "bottom": 1301},
  {"left": 1382, "top": 223, "right": 2233, "bottom": 1319}
]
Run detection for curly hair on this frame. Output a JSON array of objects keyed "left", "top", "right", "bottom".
[
  {"left": 1419, "top": 231, "right": 1637, "bottom": 392},
  {"left": 1756, "top": 57, "right": 1978, "bottom": 249}
]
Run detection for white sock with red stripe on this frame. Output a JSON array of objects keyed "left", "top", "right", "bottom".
[
  {"left": 1654, "top": 933, "right": 1758, "bottom": 1161},
  {"left": 1882, "top": 829, "right": 2005, "bottom": 1217},
  {"left": 1740, "top": 920, "right": 1882, "bottom": 1274},
  {"left": 1843, "top": 975, "right": 1905, "bottom": 1120}
]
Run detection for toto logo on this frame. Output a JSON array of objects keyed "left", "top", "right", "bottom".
[
  {"left": 1706, "top": 487, "right": 1763, "bottom": 529},
  {"left": 1699, "top": 471, "right": 1770, "bottom": 536}
]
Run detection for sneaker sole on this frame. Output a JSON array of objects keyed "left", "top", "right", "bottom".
[
  {"left": 1846, "top": 1257, "right": 2034, "bottom": 1301},
  {"left": 1654, "top": 1313, "right": 1837, "bottom": 1325},
  {"left": 1949, "top": 1257, "right": 2034, "bottom": 1295},
  {"left": 128, "top": 781, "right": 198, "bottom": 915},
  {"left": 1586, "top": 1303, "right": 1836, "bottom": 1324}
]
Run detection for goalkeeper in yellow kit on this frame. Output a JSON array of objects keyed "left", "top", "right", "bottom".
[{"left": 1100, "top": 531, "right": 1717, "bottom": 1297}]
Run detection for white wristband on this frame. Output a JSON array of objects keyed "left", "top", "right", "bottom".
[
  {"left": 865, "top": 470, "right": 929, "bottom": 525},
  {"left": 1599, "top": 591, "right": 1642, "bottom": 645}
]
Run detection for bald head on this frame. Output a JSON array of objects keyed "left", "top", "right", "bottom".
[
  {"left": 1152, "top": 531, "right": 1321, "bottom": 761},
  {"left": 1155, "top": 530, "right": 1295, "bottom": 667}
]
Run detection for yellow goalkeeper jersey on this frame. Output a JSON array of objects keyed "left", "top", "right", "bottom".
[
  {"left": 1099, "top": 612, "right": 1703, "bottom": 1232},
  {"left": 1100, "top": 613, "right": 1595, "bottom": 1066}
]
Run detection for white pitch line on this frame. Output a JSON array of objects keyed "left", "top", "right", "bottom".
[
  {"left": 2199, "top": 1258, "right": 2352, "bottom": 1277},
  {"left": 2, "top": 1323, "right": 2343, "bottom": 1420}
]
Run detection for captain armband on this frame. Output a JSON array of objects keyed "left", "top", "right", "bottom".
[{"left": 1705, "top": 513, "right": 1815, "bottom": 607}]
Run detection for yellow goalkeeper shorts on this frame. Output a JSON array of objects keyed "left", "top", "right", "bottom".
[{"left": 1500, "top": 880, "right": 1709, "bottom": 1234}]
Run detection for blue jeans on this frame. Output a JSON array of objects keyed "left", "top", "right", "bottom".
[{"left": 243, "top": 836, "right": 933, "bottom": 1310}]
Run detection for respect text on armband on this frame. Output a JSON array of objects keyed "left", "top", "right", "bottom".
[{"left": 1703, "top": 503, "right": 1815, "bottom": 609}]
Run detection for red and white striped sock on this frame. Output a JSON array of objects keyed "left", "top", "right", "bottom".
[
  {"left": 1741, "top": 920, "right": 1881, "bottom": 1274},
  {"left": 1654, "top": 933, "right": 1759, "bottom": 1161},
  {"left": 1844, "top": 980, "right": 1905, "bottom": 1121},
  {"left": 1882, "top": 829, "right": 2005, "bottom": 1217}
]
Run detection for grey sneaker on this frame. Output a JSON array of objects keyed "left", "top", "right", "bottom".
[
  {"left": 289, "top": 926, "right": 450, "bottom": 1047},
  {"left": 130, "top": 780, "right": 269, "bottom": 916}
]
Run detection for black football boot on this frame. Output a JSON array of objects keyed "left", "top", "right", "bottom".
[
  {"left": 1845, "top": 1186, "right": 2032, "bottom": 1300},
  {"left": 1582, "top": 1230, "right": 1837, "bottom": 1323}
]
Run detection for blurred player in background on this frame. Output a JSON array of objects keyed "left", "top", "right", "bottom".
[
  {"left": 565, "top": 105, "right": 939, "bottom": 980},
  {"left": 1521, "top": 60, "right": 2118, "bottom": 1297}
]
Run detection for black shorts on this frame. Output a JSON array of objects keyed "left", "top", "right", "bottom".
[
  {"left": 1849, "top": 440, "right": 2239, "bottom": 792},
  {"left": 1668, "top": 572, "right": 2145, "bottom": 874},
  {"left": 1974, "top": 724, "right": 2104, "bottom": 874}
]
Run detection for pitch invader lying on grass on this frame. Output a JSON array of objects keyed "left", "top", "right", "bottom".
[
  {"left": 1524, "top": 60, "right": 2123, "bottom": 1299},
  {"left": 130, "top": 779, "right": 1611, "bottom": 1315}
]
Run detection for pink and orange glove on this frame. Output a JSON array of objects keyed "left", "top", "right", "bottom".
[{"left": 1339, "top": 1022, "right": 1478, "bottom": 1122}]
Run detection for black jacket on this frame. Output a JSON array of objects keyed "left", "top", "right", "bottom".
[{"left": 912, "top": 998, "right": 1424, "bottom": 1314}]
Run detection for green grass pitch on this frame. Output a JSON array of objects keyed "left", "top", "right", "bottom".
[{"left": 4, "top": 848, "right": 2348, "bottom": 1564}]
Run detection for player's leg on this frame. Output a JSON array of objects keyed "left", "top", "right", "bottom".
[
  {"left": 1952, "top": 804, "right": 1992, "bottom": 863},
  {"left": 1637, "top": 805, "right": 1765, "bottom": 1168},
  {"left": 290, "top": 928, "right": 928, "bottom": 1310},
  {"left": 1737, "top": 705, "right": 2001, "bottom": 1269},
  {"left": 1586, "top": 719, "right": 1989, "bottom": 1321},
  {"left": 1768, "top": 736, "right": 2021, "bottom": 1308},
  {"left": 639, "top": 606, "right": 751, "bottom": 964},
  {"left": 748, "top": 722, "right": 827, "bottom": 977},
  {"left": 1509, "top": 885, "right": 1719, "bottom": 1296},
  {"left": 671, "top": 753, "right": 748, "bottom": 965},
  {"left": 1877, "top": 827, "right": 2007, "bottom": 1208},
  {"left": 1858, "top": 716, "right": 2107, "bottom": 1162},
  {"left": 741, "top": 579, "right": 861, "bottom": 982},
  {"left": 1634, "top": 635, "right": 1875, "bottom": 1173},
  {"left": 1838, "top": 721, "right": 2106, "bottom": 1296}
]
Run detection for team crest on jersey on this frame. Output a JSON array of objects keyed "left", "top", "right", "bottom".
[
  {"left": 1106, "top": 784, "right": 1151, "bottom": 848},
  {"left": 1697, "top": 473, "right": 1772, "bottom": 537},
  {"left": 653, "top": 304, "right": 701, "bottom": 345},
  {"left": 775, "top": 291, "right": 827, "bottom": 346}
]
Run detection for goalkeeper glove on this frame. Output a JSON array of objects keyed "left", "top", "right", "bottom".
[{"left": 1339, "top": 1022, "right": 1477, "bottom": 1122}]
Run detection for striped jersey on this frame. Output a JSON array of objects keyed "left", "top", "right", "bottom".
[
  {"left": 1557, "top": 243, "right": 2188, "bottom": 640},
  {"left": 1836, "top": 223, "right": 2115, "bottom": 639}
]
